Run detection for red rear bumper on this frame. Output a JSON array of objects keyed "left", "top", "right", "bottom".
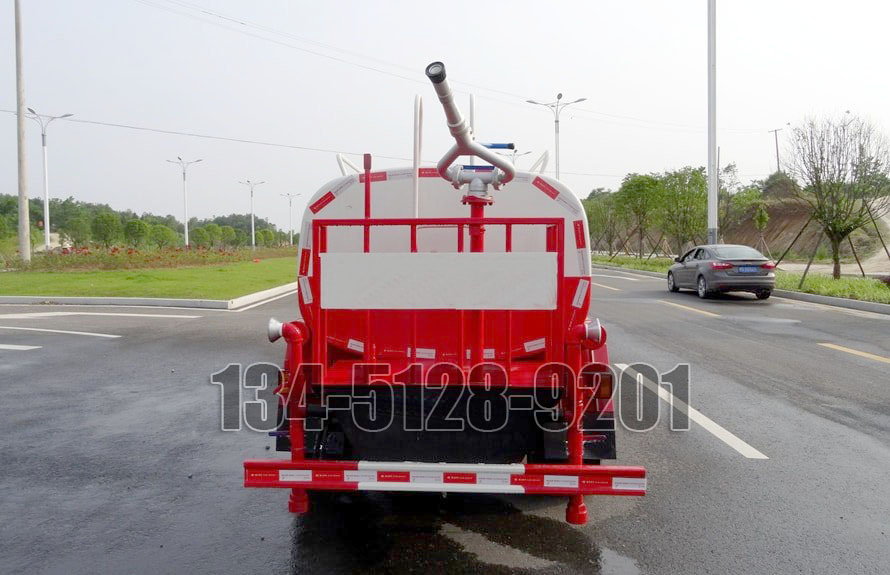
[{"left": 244, "top": 459, "right": 646, "bottom": 497}]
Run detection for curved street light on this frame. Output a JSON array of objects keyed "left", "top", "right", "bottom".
[
  {"left": 26, "top": 108, "right": 73, "bottom": 252},
  {"left": 527, "top": 94, "right": 586, "bottom": 179},
  {"left": 280, "top": 193, "right": 301, "bottom": 245},
  {"left": 240, "top": 180, "right": 266, "bottom": 250},
  {"left": 166, "top": 157, "right": 202, "bottom": 248}
]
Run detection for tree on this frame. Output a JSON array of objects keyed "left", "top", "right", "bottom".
[
  {"left": 753, "top": 202, "right": 770, "bottom": 237},
  {"left": 257, "top": 229, "right": 275, "bottom": 247},
  {"left": 92, "top": 211, "right": 122, "bottom": 247},
  {"left": 203, "top": 223, "right": 222, "bottom": 247},
  {"left": 220, "top": 225, "right": 237, "bottom": 247},
  {"left": 659, "top": 167, "right": 708, "bottom": 254},
  {"left": 0, "top": 216, "right": 8, "bottom": 238},
  {"left": 150, "top": 224, "right": 178, "bottom": 248},
  {"left": 583, "top": 191, "right": 622, "bottom": 255},
  {"left": 62, "top": 216, "right": 91, "bottom": 246},
  {"left": 788, "top": 115, "right": 890, "bottom": 278},
  {"left": 760, "top": 171, "right": 798, "bottom": 199},
  {"left": 615, "top": 173, "right": 661, "bottom": 258},
  {"left": 190, "top": 227, "right": 210, "bottom": 248},
  {"left": 124, "top": 219, "right": 151, "bottom": 247}
]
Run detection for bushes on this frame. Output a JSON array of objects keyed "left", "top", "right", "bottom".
[{"left": 18, "top": 246, "right": 297, "bottom": 271}]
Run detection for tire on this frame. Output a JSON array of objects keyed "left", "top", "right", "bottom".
[
  {"left": 667, "top": 272, "right": 679, "bottom": 292},
  {"left": 697, "top": 275, "right": 710, "bottom": 299},
  {"left": 755, "top": 290, "right": 772, "bottom": 300}
]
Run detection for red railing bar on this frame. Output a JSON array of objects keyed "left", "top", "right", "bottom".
[{"left": 316, "top": 217, "right": 562, "bottom": 226}]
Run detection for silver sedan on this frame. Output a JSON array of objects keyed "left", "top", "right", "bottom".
[{"left": 667, "top": 244, "right": 776, "bottom": 299}]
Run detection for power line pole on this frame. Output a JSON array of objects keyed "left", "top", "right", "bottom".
[
  {"left": 527, "top": 94, "right": 586, "bottom": 180},
  {"left": 768, "top": 128, "right": 782, "bottom": 173},
  {"left": 240, "top": 180, "right": 265, "bottom": 250},
  {"left": 27, "top": 109, "right": 73, "bottom": 252},
  {"left": 14, "top": 0, "right": 30, "bottom": 263},
  {"left": 166, "top": 157, "right": 202, "bottom": 248},
  {"left": 280, "top": 193, "right": 300, "bottom": 245},
  {"left": 706, "top": 0, "right": 718, "bottom": 245}
]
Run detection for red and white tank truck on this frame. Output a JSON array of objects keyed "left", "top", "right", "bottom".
[{"left": 243, "top": 62, "right": 647, "bottom": 524}]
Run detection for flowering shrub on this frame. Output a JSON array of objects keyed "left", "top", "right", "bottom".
[{"left": 20, "top": 246, "right": 297, "bottom": 271}]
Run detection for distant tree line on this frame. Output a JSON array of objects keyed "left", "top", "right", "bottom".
[{"left": 0, "top": 195, "right": 293, "bottom": 250}]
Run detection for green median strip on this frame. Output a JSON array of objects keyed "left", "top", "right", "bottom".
[{"left": 0, "top": 257, "right": 296, "bottom": 300}]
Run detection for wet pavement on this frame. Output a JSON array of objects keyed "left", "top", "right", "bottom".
[{"left": 1, "top": 284, "right": 889, "bottom": 574}]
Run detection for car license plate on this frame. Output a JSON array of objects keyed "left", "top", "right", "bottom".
[{"left": 738, "top": 266, "right": 759, "bottom": 273}]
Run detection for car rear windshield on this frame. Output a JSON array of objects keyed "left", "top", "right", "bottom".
[{"left": 712, "top": 246, "right": 765, "bottom": 259}]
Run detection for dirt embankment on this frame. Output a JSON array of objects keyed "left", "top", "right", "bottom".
[{"left": 722, "top": 200, "right": 887, "bottom": 263}]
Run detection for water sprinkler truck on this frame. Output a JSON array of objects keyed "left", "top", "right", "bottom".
[{"left": 243, "top": 62, "right": 647, "bottom": 525}]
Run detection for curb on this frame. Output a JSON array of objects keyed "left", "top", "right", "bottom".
[
  {"left": 591, "top": 263, "right": 890, "bottom": 316},
  {"left": 770, "top": 289, "right": 890, "bottom": 315},
  {"left": 0, "top": 282, "right": 298, "bottom": 310}
]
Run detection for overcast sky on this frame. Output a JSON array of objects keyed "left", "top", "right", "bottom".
[{"left": 3, "top": 0, "right": 889, "bottom": 232}]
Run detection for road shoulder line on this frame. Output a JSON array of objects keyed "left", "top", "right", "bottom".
[{"left": 0, "top": 282, "right": 298, "bottom": 311}]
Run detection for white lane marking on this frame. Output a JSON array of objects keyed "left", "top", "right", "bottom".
[
  {"left": 615, "top": 363, "right": 768, "bottom": 460},
  {"left": 818, "top": 343, "right": 890, "bottom": 365},
  {"left": 0, "top": 312, "right": 200, "bottom": 319},
  {"left": 591, "top": 282, "right": 621, "bottom": 292},
  {"left": 0, "top": 326, "right": 120, "bottom": 339},
  {"left": 231, "top": 289, "right": 297, "bottom": 312},
  {"left": 0, "top": 344, "right": 42, "bottom": 351},
  {"left": 658, "top": 299, "right": 721, "bottom": 318},
  {"left": 772, "top": 296, "right": 890, "bottom": 321},
  {"left": 591, "top": 274, "right": 639, "bottom": 281}
]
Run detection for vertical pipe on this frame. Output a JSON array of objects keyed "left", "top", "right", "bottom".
[
  {"left": 41, "top": 133, "right": 50, "bottom": 251},
  {"left": 363, "top": 154, "right": 373, "bottom": 363},
  {"left": 411, "top": 223, "right": 417, "bottom": 364},
  {"left": 554, "top": 113, "right": 560, "bottom": 180},
  {"left": 457, "top": 224, "right": 465, "bottom": 369},
  {"left": 413, "top": 96, "right": 422, "bottom": 218},
  {"left": 287, "top": 330, "right": 308, "bottom": 513},
  {"left": 250, "top": 187, "right": 255, "bottom": 250},
  {"left": 505, "top": 223, "right": 512, "bottom": 371},
  {"left": 363, "top": 154, "right": 372, "bottom": 251},
  {"left": 468, "top": 94, "right": 475, "bottom": 166},
  {"left": 707, "top": 0, "right": 718, "bottom": 244},
  {"left": 15, "top": 0, "right": 30, "bottom": 263},
  {"left": 183, "top": 167, "right": 190, "bottom": 248},
  {"left": 469, "top": 202, "right": 485, "bottom": 370}
]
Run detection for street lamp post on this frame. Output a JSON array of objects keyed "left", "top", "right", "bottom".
[
  {"left": 166, "top": 157, "right": 202, "bottom": 248},
  {"left": 26, "top": 108, "right": 72, "bottom": 252},
  {"left": 280, "top": 193, "right": 300, "bottom": 245},
  {"left": 240, "top": 180, "right": 265, "bottom": 250},
  {"left": 497, "top": 149, "right": 533, "bottom": 165},
  {"left": 768, "top": 128, "right": 782, "bottom": 173},
  {"left": 527, "top": 94, "right": 586, "bottom": 179}
]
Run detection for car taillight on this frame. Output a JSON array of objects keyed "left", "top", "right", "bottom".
[
  {"left": 761, "top": 261, "right": 776, "bottom": 269},
  {"left": 710, "top": 262, "right": 733, "bottom": 270}
]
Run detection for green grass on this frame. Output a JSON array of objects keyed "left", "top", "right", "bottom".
[
  {"left": 0, "top": 257, "right": 296, "bottom": 299},
  {"left": 775, "top": 271, "right": 890, "bottom": 304},
  {"left": 592, "top": 255, "right": 890, "bottom": 304},
  {"left": 591, "top": 255, "right": 675, "bottom": 274}
]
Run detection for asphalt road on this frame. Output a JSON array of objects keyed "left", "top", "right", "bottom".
[{"left": 1, "top": 277, "right": 888, "bottom": 574}]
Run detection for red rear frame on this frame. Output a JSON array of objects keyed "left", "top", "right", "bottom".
[{"left": 246, "top": 215, "right": 645, "bottom": 525}]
